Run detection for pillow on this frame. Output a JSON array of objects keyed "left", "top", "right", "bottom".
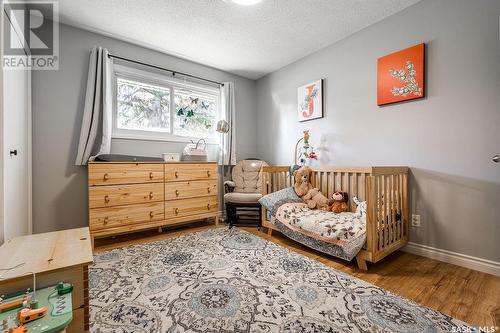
[{"left": 259, "top": 187, "right": 302, "bottom": 217}]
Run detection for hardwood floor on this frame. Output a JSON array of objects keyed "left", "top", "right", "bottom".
[{"left": 94, "top": 223, "right": 500, "bottom": 328}]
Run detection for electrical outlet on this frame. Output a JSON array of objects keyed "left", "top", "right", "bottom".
[{"left": 411, "top": 214, "right": 421, "bottom": 227}]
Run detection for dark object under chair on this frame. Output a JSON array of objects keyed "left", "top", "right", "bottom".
[{"left": 226, "top": 202, "right": 262, "bottom": 229}]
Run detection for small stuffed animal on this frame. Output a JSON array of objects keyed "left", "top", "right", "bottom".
[
  {"left": 293, "top": 166, "right": 314, "bottom": 197},
  {"left": 353, "top": 196, "right": 367, "bottom": 223},
  {"left": 329, "top": 191, "right": 349, "bottom": 213},
  {"left": 302, "top": 188, "right": 331, "bottom": 210}
]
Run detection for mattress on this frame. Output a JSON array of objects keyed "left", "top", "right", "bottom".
[{"left": 270, "top": 202, "right": 366, "bottom": 261}]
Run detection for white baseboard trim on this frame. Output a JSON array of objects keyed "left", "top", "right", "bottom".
[{"left": 402, "top": 242, "right": 500, "bottom": 277}]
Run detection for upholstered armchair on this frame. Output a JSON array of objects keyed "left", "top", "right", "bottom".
[{"left": 224, "top": 159, "right": 268, "bottom": 228}]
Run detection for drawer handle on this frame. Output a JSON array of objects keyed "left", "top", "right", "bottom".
[
  {"left": 175, "top": 190, "right": 179, "bottom": 196},
  {"left": 174, "top": 208, "right": 179, "bottom": 215},
  {"left": 149, "top": 192, "right": 154, "bottom": 199},
  {"left": 207, "top": 187, "right": 211, "bottom": 193},
  {"left": 103, "top": 217, "right": 109, "bottom": 225},
  {"left": 104, "top": 195, "right": 110, "bottom": 203},
  {"left": 207, "top": 170, "right": 211, "bottom": 177},
  {"left": 207, "top": 203, "right": 211, "bottom": 210},
  {"left": 103, "top": 173, "right": 109, "bottom": 181},
  {"left": 149, "top": 211, "right": 154, "bottom": 218},
  {"left": 149, "top": 172, "right": 154, "bottom": 180},
  {"left": 174, "top": 171, "right": 179, "bottom": 178}
]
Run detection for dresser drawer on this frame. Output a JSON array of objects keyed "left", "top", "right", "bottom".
[
  {"left": 165, "top": 180, "right": 217, "bottom": 200},
  {"left": 165, "top": 164, "right": 217, "bottom": 182},
  {"left": 165, "top": 196, "right": 217, "bottom": 219},
  {"left": 89, "top": 163, "right": 164, "bottom": 186},
  {"left": 89, "top": 202, "right": 164, "bottom": 230},
  {"left": 89, "top": 183, "right": 164, "bottom": 208}
]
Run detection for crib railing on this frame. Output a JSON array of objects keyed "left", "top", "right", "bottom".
[
  {"left": 262, "top": 166, "right": 294, "bottom": 193},
  {"left": 366, "top": 169, "right": 409, "bottom": 262},
  {"left": 310, "top": 167, "right": 373, "bottom": 212},
  {"left": 261, "top": 165, "right": 409, "bottom": 270},
  {"left": 261, "top": 166, "right": 373, "bottom": 211}
]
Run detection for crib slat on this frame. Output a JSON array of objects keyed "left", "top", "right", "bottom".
[
  {"left": 366, "top": 176, "right": 376, "bottom": 254},
  {"left": 391, "top": 175, "right": 398, "bottom": 242},
  {"left": 387, "top": 175, "right": 392, "bottom": 244},
  {"left": 323, "top": 172, "right": 328, "bottom": 198},
  {"left": 264, "top": 171, "right": 269, "bottom": 194},
  {"left": 389, "top": 175, "right": 394, "bottom": 244},
  {"left": 399, "top": 173, "right": 403, "bottom": 240},
  {"left": 376, "top": 176, "right": 380, "bottom": 250},
  {"left": 346, "top": 173, "right": 351, "bottom": 211},
  {"left": 353, "top": 173, "right": 358, "bottom": 199},
  {"left": 378, "top": 176, "right": 383, "bottom": 250},
  {"left": 393, "top": 174, "right": 398, "bottom": 242},
  {"left": 384, "top": 175, "right": 389, "bottom": 248},
  {"left": 342, "top": 172, "right": 345, "bottom": 193},
  {"left": 402, "top": 173, "right": 408, "bottom": 239},
  {"left": 396, "top": 174, "right": 401, "bottom": 241},
  {"left": 361, "top": 173, "right": 366, "bottom": 201},
  {"left": 384, "top": 175, "right": 391, "bottom": 246},
  {"left": 328, "top": 172, "right": 332, "bottom": 198}
]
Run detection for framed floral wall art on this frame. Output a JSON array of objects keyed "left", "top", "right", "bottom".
[
  {"left": 377, "top": 43, "right": 425, "bottom": 106},
  {"left": 298, "top": 79, "right": 323, "bottom": 122}
]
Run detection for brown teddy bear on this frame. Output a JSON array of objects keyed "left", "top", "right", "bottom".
[
  {"left": 329, "top": 191, "right": 349, "bottom": 213},
  {"left": 293, "top": 166, "right": 331, "bottom": 210},
  {"left": 293, "top": 166, "right": 314, "bottom": 197}
]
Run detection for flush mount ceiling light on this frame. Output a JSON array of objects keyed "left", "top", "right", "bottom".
[{"left": 231, "top": 0, "right": 262, "bottom": 6}]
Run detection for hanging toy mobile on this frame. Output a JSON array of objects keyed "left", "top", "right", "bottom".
[{"left": 291, "top": 130, "right": 318, "bottom": 173}]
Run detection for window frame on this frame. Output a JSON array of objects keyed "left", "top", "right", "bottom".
[{"left": 112, "top": 64, "right": 221, "bottom": 144}]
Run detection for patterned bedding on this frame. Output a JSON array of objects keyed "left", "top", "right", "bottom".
[{"left": 271, "top": 202, "right": 366, "bottom": 261}]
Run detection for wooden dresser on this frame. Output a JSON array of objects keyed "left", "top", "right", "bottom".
[{"left": 88, "top": 161, "right": 218, "bottom": 242}]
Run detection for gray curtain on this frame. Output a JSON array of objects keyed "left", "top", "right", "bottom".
[
  {"left": 220, "top": 82, "right": 237, "bottom": 166},
  {"left": 75, "top": 46, "right": 113, "bottom": 165}
]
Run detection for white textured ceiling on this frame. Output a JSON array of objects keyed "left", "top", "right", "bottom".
[{"left": 57, "top": 0, "right": 421, "bottom": 79}]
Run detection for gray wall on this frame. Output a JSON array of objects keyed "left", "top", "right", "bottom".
[
  {"left": 256, "top": 0, "right": 500, "bottom": 262},
  {"left": 32, "top": 23, "right": 257, "bottom": 233}
]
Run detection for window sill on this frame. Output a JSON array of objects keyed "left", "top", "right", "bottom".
[{"left": 111, "top": 132, "right": 219, "bottom": 145}]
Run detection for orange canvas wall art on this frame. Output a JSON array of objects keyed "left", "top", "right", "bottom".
[{"left": 377, "top": 43, "right": 425, "bottom": 106}]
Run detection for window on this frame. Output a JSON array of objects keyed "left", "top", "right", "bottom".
[
  {"left": 117, "top": 78, "right": 171, "bottom": 133},
  {"left": 174, "top": 90, "right": 217, "bottom": 138},
  {"left": 113, "top": 65, "right": 220, "bottom": 142}
]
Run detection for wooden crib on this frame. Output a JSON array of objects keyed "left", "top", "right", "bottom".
[{"left": 261, "top": 166, "right": 409, "bottom": 270}]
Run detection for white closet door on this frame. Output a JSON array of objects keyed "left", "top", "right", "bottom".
[{"left": 1, "top": 15, "right": 31, "bottom": 241}]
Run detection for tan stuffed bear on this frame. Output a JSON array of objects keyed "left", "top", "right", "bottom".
[
  {"left": 293, "top": 166, "right": 314, "bottom": 197},
  {"left": 293, "top": 166, "right": 331, "bottom": 210},
  {"left": 303, "top": 188, "right": 331, "bottom": 210}
]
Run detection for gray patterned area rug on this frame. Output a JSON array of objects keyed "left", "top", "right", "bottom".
[{"left": 90, "top": 227, "right": 469, "bottom": 332}]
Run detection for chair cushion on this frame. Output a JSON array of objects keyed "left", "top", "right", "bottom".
[
  {"left": 232, "top": 160, "right": 268, "bottom": 193},
  {"left": 224, "top": 192, "right": 262, "bottom": 204}
]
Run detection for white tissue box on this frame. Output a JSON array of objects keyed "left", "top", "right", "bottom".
[{"left": 163, "top": 153, "right": 180, "bottom": 162}]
